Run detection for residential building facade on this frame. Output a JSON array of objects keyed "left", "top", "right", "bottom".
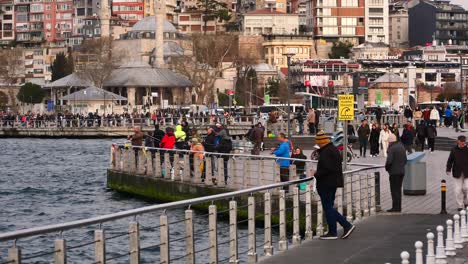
[
  {"left": 177, "top": 10, "right": 226, "bottom": 33},
  {"left": 111, "top": 0, "right": 144, "bottom": 24},
  {"left": 364, "top": 0, "right": 388, "bottom": 43},
  {"left": 388, "top": 7, "right": 408, "bottom": 48},
  {"left": 0, "top": 0, "right": 15, "bottom": 45},
  {"left": 263, "top": 34, "right": 316, "bottom": 68},
  {"left": 408, "top": 0, "right": 468, "bottom": 47},
  {"left": 243, "top": 9, "right": 299, "bottom": 35}
]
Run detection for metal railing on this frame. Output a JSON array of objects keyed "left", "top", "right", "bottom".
[{"left": 0, "top": 146, "right": 384, "bottom": 263}]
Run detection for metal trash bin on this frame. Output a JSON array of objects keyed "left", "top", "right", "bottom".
[
  {"left": 403, "top": 152, "right": 427, "bottom": 195},
  {"left": 323, "top": 117, "right": 335, "bottom": 134}
]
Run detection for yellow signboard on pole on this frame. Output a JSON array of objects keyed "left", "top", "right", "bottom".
[{"left": 338, "top": 94, "right": 355, "bottom": 121}]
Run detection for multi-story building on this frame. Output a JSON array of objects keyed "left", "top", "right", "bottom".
[
  {"left": 177, "top": 10, "right": 227, "bottom": 33},
  {"left": 311, "top": 0, "right": 366, "bottom": 57},
  {"left": 73, "top": 0, "right": 98, "bottom": 38},
  {"left": 364, "top": 0, "right": 388, "bottom": 43},
  {"left": 409, "top": 0, "right": 468, "bottom": 47},
  {"left": 0, "top": 0, "right": 14, "bottom": 45},
  {"left": 111, "top": 0, "right": 144, "bottom": 24},
  {"left": 262, "top": 34, "right": 316, "bottom": 68},
  {"left": 388, "top": 1, "right": 408, "bottom": 48},
  {"left": 242, "top": 9, "right": 299, "bottom": 35}
]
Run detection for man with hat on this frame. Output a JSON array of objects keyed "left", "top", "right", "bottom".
[
  {"left": 446, "top": 135, "right": 468, "bottom": 211},
  {"left": 385, "top": 133, "right": 407, "bottom": 212},
  {"left": 314, "top": 131, "right": 355, "bottom": 239}
]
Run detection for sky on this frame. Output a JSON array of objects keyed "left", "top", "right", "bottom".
[{"left": 450, "top": 0, "right": 468, "bottom": 9}]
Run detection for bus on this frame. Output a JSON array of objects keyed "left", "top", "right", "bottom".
[{"left": 259, "top": 104, "right": 305, "bottom": 118}]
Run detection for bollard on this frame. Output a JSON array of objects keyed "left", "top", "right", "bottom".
[
  {"left": 462, "top": 210, "right": 468, "bottom": 242},
  {"left": 435, "top": 226, "right": 447, "bottom": 264},
  {"left": 446, "top": 219, "right": 456, "bottom": 256},
  {"left": 454, "top": 214, "right": 463, "bottom": 249},
  {"left": 415, "top": 241, "right": 424, "bottom": 264},
  {"left": 426, "top": 233, "right": 435, "bottom": 264},
  {"left": 401, "top": 251, "right": 410, "bottom": 264},
  {"left": 440, "top": 180, "right": 447, "bottom": 214}
]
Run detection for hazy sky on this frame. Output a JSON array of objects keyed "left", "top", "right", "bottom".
[{"left": 450, "top": 0, "right": 468, "bottom": 9}]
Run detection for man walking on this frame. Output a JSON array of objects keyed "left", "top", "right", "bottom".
[
  {"left": 385, "top": 133, "right": 407, "bottom": 212},
  {"left": 314, "top": 131, "right": 355, "bottom": 239},
  {"left": 306, "top": 108, "right": 316, "bottom": 135},
  {"left": 251, "top": 123, "right": 264, "bottom": 155},
  {"left": 357, "top": 119, "right": 370, "bottom": 158},
  {"left": 446, "top": 135, "right": 468, "bottom": 211}
]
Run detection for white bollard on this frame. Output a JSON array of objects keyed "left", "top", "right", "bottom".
[
  {"left": 454, "top": 214, "right": 463, "bottom": 249},
  {"left": 426, "top": 233, "right": 436, "bottom": 264},
  {"left": 401, "top": 251, "right": 410, "bottom": 264},
  {"left": 446, "top": 219, "right": 456, "bottom": 256},
  {"left": 435, "top": 225, "right": 447, "bottom": 264},
  {"left": 415, "top": 241, "right": 424, "bottom": 264},
  {"left": 461, "top": 210, "right": 468, "bottom": 242}
]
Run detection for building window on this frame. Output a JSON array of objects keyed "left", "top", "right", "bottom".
[
  {"left": 341, "top": 17, "right": 357, "bottom": 26},
  {"left": 427, "top": 55, "right": 438, "bottom": 61},
  {"left": 341, "top": 0, "right": 357, "bottom": 7}
]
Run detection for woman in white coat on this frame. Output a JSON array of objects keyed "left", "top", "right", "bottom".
[{"left": 379, "top": 123, "right": 391, "bottom": 157}]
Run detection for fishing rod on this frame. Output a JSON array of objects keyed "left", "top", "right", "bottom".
[{"left": 106, "top": 130, "right": 162, "bottom": 142}]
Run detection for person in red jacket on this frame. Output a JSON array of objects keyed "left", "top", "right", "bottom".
[{"left": 160, "top": 127, "right": 175, "bottom": 149}]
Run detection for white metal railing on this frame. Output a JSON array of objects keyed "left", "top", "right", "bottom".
[{"left": 0, "top": 147, "right": 383, "bottom": 263}]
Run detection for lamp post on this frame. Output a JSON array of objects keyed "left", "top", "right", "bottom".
[
  {"left": 285, "top": 52, "right": 295, "bottom": 141},
  {"left": 459, "top": 51, "right": 465, "bottom": 105}
]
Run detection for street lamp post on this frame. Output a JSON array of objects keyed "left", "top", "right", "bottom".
[
  {"left": 285, "top": 52, "right": 295, "bottom": 141},
  {"left": 459, "top": 51, "right": 465, "bottom": 105}
]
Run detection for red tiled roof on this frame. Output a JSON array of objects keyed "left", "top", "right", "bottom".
[{"left": 245, "top": 9, "right": 288, "bottom": 15}]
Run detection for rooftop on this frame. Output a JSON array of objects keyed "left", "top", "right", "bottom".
[
  {"left": 130, "top": 16, "right": 177, "bottom": 33},
  {"left": 60, "top": 86, "right": 127, "bottom": 101},
  {"left": 245, "top": 9, "right": 293, "bottom": 15}
]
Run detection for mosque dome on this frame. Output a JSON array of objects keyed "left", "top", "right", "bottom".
[{"left": 130, "top": 16, "right": 177, "bottom": 33}]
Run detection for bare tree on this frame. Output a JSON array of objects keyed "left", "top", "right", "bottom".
[
  {"left": 171, "top": 33, "right": 241, "bottom": 104},
  {"left": 77, "top": 37, "right": 123, "bottom": 88},
  {"left": 0, "top": 48, "right": 24, "bottom": 86}
]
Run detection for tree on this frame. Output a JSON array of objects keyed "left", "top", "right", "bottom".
[
  {"left": 193, "top": 0, "right": 231, "bottom": 34},
  {"left": 0, "top": 48, "right": 24, "bottom": 86},
  {"left": 51, "top": 52, "right": 74, "bottom": 81},
  {"left": 235, "top": 67, "right": 257, "bottom": 107},
  {"left": 0, "top": 91, "right": 8, "bottom": 109},
  {"left": 17, "top": 82, "right": 45, "bottom": 104},
  {"left": 436, "top": 83, "right": 462, "bottom": 102},
  {"left": 328, "top": 41, "right": 353, "bottom": 59},
  {"left": 265, "top": 78, "right": 288, "bottom": 100},
  {"left": 77, "top": 37, "right": 122, "bottom": 88},
  {"left": 171, "top": 33, "right": 240, "bottom": 105}
]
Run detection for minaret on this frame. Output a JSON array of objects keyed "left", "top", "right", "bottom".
[
  {"left": 154, "top": 0, "right": 166, "bottom": 68},
  {"left": 100, "top": 0, "right": 111, "bottom": 37}
]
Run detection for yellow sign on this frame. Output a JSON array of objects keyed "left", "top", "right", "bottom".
[{"left": 338, "top": 95, "right": 355, "bottom": 121}]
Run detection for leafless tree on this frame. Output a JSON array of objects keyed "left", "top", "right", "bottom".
[
  {"left": 0, "top": 48, "right": 24, "bottom": 86},
  {"left": 171, "top": 33, "right": 249, "bottom": 105},
  {"left": 77, "top": 37, "right": 124, "bottom": 88}
]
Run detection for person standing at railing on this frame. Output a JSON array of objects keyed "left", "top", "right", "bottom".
[
  {"left": 385, "top": 133, "right": 407, "bottom": 213},
  {"left": 313, "top": 130, "right": 355, "bottom": 240},
  {"left": 306, "top": 108, "right": 316, "bottom": 135},
  {"left": 174, "top": 125, "right": 188, "bottom": 150},
  {"left": 272, "top": 133, "right": 291, "bottom": 190},
  {"left": 215, "top": 134, "right": 233, "bottom": 184},
  {"left": 379, "top": 123, "right": 391, "bottom": 158},
  {"left": 250, "top": 123, "right": 264, "bottom": 155},
  {"left": 357, "top": 119, "right": 370, "bottom": 158},
  {"left": 190, "top": 138, "right": 205, "bottom": 180},
  {"left": 446, "top": 135, "right": 468, "bottom": 211}
]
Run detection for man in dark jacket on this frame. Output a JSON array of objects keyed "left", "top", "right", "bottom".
[
  {"left": 375, "top": 106, "right": 383, "bottom": 125},
  {"left": 251, "top": 123, "right": 264, "bottom": 155},
  {"left": 446, "top": 135, "right": 468, "bottom": 211},
  {"left": 357, "top": 119, "right": 370, "bottom": 157},
  {"left": 426, "top": 124, "right": 437, "bottom": 152},
  {"left": 385, "top": 133, "right": 407, "bottom": 212},
  {"left": 314, "top": 131, "right": 355, "bottom": 240},
  {"left": 295, "top": 109, "right": 304, "bottom": 135},
  {"left": 153, "top": 124, "right": 165, "bottom": 146}
]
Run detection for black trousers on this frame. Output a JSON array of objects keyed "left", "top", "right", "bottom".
[
  {"left": 370, "top": 141, "right": 379, "bottom": 156},
  {"left": 308, "top": 123, "right": 316, "bottom": 135},
  {"left": 418, "top": 137, "right": 425, "bottom": 151},
  {"left": 280, "top": 167, "right": 289, "bottom": 191},
  {"left": 428, "top": 138, "right": 435, "bottom": 152},
  {"left": 359, "top": 139, "right": 368, "bottom": 157},
  {"left": 389, "top": 174, "right": 404, "bottom": 210}
]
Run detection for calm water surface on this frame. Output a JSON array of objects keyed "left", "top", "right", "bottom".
[{"left": 0, "top": 138, "right": 256, "bottom": 263}]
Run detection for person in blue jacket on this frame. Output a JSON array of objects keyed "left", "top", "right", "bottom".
[{"left": 272, "top": 133, "right": 291, "bottom": 187}]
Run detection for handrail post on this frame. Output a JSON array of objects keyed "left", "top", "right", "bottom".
[
  {"left": 129, "top": 222, "right": 140, "bottom": 264},
  {"left": 137, "top": 149, "right": 146, "bottom": 175},
  {"left": 8, "top": 246, "right": 21, "bottom": 264},
  {"left": 289, "top": 165, "right": 297, "bottom": 194},
  {"left": 163, "top": 152, "right": 171, "bottom": 179},
  {"left": 316, "top": 192, "right": 324, "bottom": 237},
  {"left": 209, "top": 205, "right": 218, "bottom": 264},
  {"left": 363, "top": 173, "right": 370, "bottom": 217},
  {"left": 264, "top": 192, "right": 273, "bottom": 256},
  {"left": 95, "top": 229, "right": 106, "bottom": 264},
  {"left": 247, "top": 196, "right": 257, "bottom": 263},
  {"left": 229, "top": 201, "right": 239, "bottom": 263},
  {"left": 243, "top": 158, "right": 249, "bottom": 188},
  {"left": 193, "top": 156, "right": 202, "bottom": 184},
  {"left": 205, "top": 156, "right": 213, "bottom": 186},
  {"left": 183, "top": 154, "right": 190, "bottom": 182},
  {"left": 346, "top": 175, "right": 353, "bottom": 222},
  {"left": 355, "top": 173, "right": 362, "bottom": 221},
  {"left": 292, "top": 187, "right": 301, "bottom": 245},
  {"left": 369, "top": 172, "right": 376, "bottom": 215},
  {"left": 305, "top": 184, "right": 313, "bottom": 241},
  {"left": 160, "top": 214, "right": 169, "bottom": 264},
  {"left": 173, "top": 153, "right": 180, "bottom": 181},
  {"left": 54, "top": 238, "right": 66, "bottom": 264},
  {"left": 185, "top": 209, "right": 195, "bottom": 264},
  {"left": 154, "top": 152, "right": 162, "bottom": 178},
  {"left": 145, "top": 152, "right": 153, "bottom": 177},
  {"left": 217, "top": 157, "right": 225, "bottom": 188},
  {"left": 278, "top": 190, "right": 288, "bottom": 251}
]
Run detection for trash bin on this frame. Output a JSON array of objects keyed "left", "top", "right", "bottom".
[
  {"left": 403, "top": 152, "right": 427, "bottom": 195},
  {"left": 323, "top": 117, "right": 335, "bottom": 134}
]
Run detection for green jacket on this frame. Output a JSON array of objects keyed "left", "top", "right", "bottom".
[{"left": 175, "top": 125, "right": 186, "bottom": 142}]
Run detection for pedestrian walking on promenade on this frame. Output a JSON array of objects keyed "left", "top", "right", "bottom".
[
  {"left": 306, "top": 108, "right": 316, "bottom": 135},
  {"left": 416, "top": 121, "right": 427, "bottom": 152},
  {"left": 357, "top": 119, "right": 370, "bottom": 158},
  {"left": 272, "top": 133, "right": 291, "bottom": 187},
  {"left": 385, "top": 133, "right": 407, "bottom": 212},
  {"left": 369, "top": 123, "right": 381, "bottom": 157},
  {"left": 313, "top": 130, "right": 355, "bottom": 240},
  {"left": 295, "top": 109, "right": 304, "bottom": 135},
  {"left": 379, "top": 123, "right": 391, "bottom": 157},
  {"left": 414, "top": 107, "right": 423, "bottom": 125},
  {"left": 404, "top": 106, "right": 413, "bottom": 123},
  {"left": 391, "top": 123, "right": 400, "bottom": 142},
  {"left": 438, "top": 107, "right": 444, "bottom": 127},
  {"left": 400, "top": 124, "right": 414, "bottom": 154},
  {"left": 445, "top": 107, "right": 453, "bottom": 127},
  {"left": 446, "top": 135, "right": 468, "bottom": 211},
  {"left": 250, "top": 123, "right": 264, "bottom": 155},
  {"left": 430, "top": 106, "right": 440, "bottom": 127},
  {"left": 375, "top": 106, "right": 383, "bottom": 125},
  {"left": 426, "top": 123, "right": 437, "bottom": 152}
]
